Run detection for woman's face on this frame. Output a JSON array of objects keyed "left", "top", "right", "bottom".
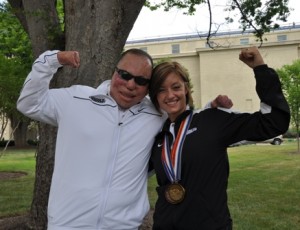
[{"left": 157, "top": 72, "right": 188, "bottom": 122}]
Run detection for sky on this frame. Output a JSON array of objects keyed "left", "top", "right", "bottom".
[
  {"left": 1, "top": 0, "right": 298, "bottom": 40},
  {"left": 128, "top": 0, "right": 300, "bottom": 40}
]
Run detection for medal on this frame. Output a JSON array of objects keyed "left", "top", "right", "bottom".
[
  {"left": 161, "top": 112, "right": 193, "bottom": 204},
  {"left": 165, "top": 183, "right": 185, "bottom": 204}
]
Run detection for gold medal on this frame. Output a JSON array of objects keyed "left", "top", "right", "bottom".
[
  {"left": 165, "top": 183, "right": 185, "bottom": 204},
  {"left": 161, "top": 113, "right": 192, "bottom": 205}
]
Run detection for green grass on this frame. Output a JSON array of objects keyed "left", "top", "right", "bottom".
[
  {"left": 148, "top": 141, "right": 300, "bottom": 229},
  {"left": 0, "top": 148, "right": 36, "bottom": 217},
  {"left": 227, "top": 142, "right": 300, "bottom": 229},
  {"left": 1, "top": 143, "right": 300, "bottom": 229}
]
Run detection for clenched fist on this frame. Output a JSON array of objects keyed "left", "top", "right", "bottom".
[
  {"left": 239, "top": 46, "right": 265, "bottom": 69},
  {"left": 57, "top": 51, "right": 80, "bottom": 68},
  {"left": 211, "top": 95, "right": 233, "bottom": 109}
]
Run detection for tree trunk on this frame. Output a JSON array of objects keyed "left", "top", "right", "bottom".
[
  {"left": 8, "top": 0, "right": 63, "bottom": 228},
  {"left": 63, "top": 0, "right": 145, "bottom": 87},
  {"left": 9, "top": 114, "right": 30, "bottom": 148},
  {"left": 29, "top": 124, "right": 57, "bottom": 229},
  {"left": 9, "top": 0, "right": 146, "bottom": 228},
  {"left": 296, "top": 126, "right": 300, "bottom": 154},
  {"left": 0, "top": 114, "right": 9, "bottom": 140}
]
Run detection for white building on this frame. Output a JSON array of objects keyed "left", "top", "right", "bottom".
[{"left": 125, "top": 23, "right": 300, "bottom": 112}]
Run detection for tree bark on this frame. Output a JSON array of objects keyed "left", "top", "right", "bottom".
[
  {"left": 29, "top": 124, "right": 57, "bottom": 229},
  {"left": 10, "top": 114, "right": 30, "bottom": 148},
  {"left": 63, "top": 0, "right": 145, "bottom": 87}
]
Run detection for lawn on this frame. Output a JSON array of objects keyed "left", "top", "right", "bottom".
[
  {"left": 148, "top": 141, "right": 300, "bottom": 229},
  {"left": 0, "top": 148, "right": 36, "bottom": 217},
  {"left": 1, "top": 142, "right": 300, "bottom": 229}
]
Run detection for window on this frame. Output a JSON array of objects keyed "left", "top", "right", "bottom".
[
  {"left": 172, "top": 44, "right": 180, "bottom": 54},
  {"left": 277, "top": 35, "right": 287, "bottom": 42},
  {"left": 240, "top": 38, "right": 249, "bottom": 45}
]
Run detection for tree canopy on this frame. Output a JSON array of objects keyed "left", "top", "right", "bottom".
[
  {"left": 145, "top": 0, "right": 291, "bottom": 43},
  {"left": 277, "top": 60, "right": 300, "bottom": 153},
  {"left": 0, "top": 2, "right": 33, "bottom": 146}
]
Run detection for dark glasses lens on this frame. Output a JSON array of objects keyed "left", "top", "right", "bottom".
[{"left": 115, "top": 67, "right": 150, "bottom": 86}]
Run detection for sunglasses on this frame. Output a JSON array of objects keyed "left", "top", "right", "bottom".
[{"left": 115, "top": 67, "right": 150, "bottom": 86}]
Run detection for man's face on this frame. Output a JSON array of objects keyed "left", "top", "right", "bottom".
[{"left": 110, "top": 53, "right": 152, "bottom": 109}]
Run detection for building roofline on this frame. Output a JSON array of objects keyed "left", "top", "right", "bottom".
[{"left": 126, "top": 22, "right": 300, "bottom": 45}]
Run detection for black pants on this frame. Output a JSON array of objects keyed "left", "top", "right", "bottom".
[{"left": 152, "top": 221, "right": 232, "bottom": 230}]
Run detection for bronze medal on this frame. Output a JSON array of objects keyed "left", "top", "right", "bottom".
[{"left": 165, "top": 183, "right": 185, "bottom": 204}]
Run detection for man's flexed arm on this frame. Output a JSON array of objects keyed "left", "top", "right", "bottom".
[{"left": 17, "top": 50, "right": 78, "bottom": 126}]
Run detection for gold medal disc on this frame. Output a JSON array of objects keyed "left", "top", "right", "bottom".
[{"left": 165, "top": 183, "right": 185, "bottom": 204}]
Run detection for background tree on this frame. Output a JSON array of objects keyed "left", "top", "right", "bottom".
[
  {"left": 1, "top": 0, "right": 291, "bottom": 228},
  {"left": 0, "top": 55, "right": 31, "bottom": 147},
  {"left": 146, "top": 0, "right": 291, "bottom": 46},
  {"left": 277, "top": 60, "right": 300, "bottom": 154},
  {"left": 0, "top": 2, "right": 33, "bottom": 147}
]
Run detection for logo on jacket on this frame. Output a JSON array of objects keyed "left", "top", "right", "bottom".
[
  {"left": 90, "top": 96, "right": 105, "bottom": 103},
  {"left": 187, "top": 127, "right": 197, "bottom": 135}
]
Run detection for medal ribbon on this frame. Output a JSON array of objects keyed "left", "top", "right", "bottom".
[{"left": 161, "top": 113, "right": 193, "bottom": 183}]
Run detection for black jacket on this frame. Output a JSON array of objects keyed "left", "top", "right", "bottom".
[{"left": 150, "top": 65, "right": 290, "bottom": 230}]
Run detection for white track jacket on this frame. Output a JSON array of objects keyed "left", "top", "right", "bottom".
[{"left": 17, "top": 51, "right": 164, "bottom": 230}]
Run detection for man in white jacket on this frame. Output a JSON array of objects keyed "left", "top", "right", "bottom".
[{"left": 17, "top": 49, "right": 232, "bottom": 230}]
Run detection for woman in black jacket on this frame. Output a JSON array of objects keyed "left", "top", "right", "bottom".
[{"left": 148, "top": 46, "right": 290, "bottom": 230}]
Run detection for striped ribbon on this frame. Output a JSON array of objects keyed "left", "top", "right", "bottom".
[{"left": 161, "top": 113, "right": 193, "bottom": 183}]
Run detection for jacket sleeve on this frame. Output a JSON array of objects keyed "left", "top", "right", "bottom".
[
  {"left": 254, "top": 64, "right": 290, "bottom": 133},
  {"left": 17, "top": 50, "right": 62, "bottom": 126},
  {"left": 220, "top": 64, "right": 290, "bottom": 145},
  {"left": 254, "top": 64, "right": 290, "bottom": 116}
]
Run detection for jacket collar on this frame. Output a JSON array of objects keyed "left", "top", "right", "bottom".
[{"left": 161, "top": 109, "right": 193, "bottom": 133}]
